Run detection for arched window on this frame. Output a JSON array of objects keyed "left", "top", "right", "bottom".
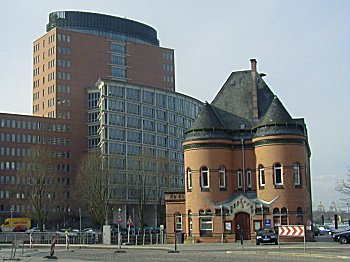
[
  {"left": 188, "top": 210, "right": 192, "bottom": 236},
  {"left": 281, "top": 207, "right": 288, "bottom": 225},
  {"left": 200, "top": 166, "right": 209, "bottom": 189},
  {"left": 294, "top": 163, "right": 301, "bottom": 186},
  {"left": 297, "top": 207, "right": 303, "bottom": 225},
  {"left": 259, "top": 165, "right": 265, "bottom": 187},
  {"left": 175, "top": 212, "right": 182, "bottom": 232},
  {"left": 219, "top": 167, "right": 226, "bottom": 189},
  {"left": 187, "top": 168, "right": 192, "bottom": 191},
  {"left": 273, "top": 163, "right": 283, "bottom": 186},
  {"left": 273, "top": 208, "right": 280, "bottom": 228}
]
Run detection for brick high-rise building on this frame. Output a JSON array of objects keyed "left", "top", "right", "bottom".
[{"left": 1, "top": 11, "right": 202, "bottom": 229}]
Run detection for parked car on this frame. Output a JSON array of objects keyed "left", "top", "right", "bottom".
[
  {"left": 329, "top": 226, "right": 350, "bottom": 235},
  {"left": 256, "top": 228, "right": 278, "bottom": 245},
  {"left": 13, "top": 226, "right": 28, "bottom": 232},
  {"left": 313, "top": 224, "right": 320, "bottom": 236},
  {"left": 25, "top": 227, "right": 44, "bottom": 233},
  {"left": 318, "top": 225, "right": 333, "bottom": 235},
  {"left": 332, "top": 230, "right": 350, "bottom": 244}
]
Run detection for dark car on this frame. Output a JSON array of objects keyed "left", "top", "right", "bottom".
[
  {"left": 329, "top": 226, "right": 350, "bottom": 235},
  {"left": 332, "top": 230, "right": 350, "bottom": 244},
  {"left": 256, "top": 228, "right": 278, "bottom": 245}
]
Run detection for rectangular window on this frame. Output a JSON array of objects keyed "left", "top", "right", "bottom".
[
  {"left": 187, "top": 169, "right": 192, "bottom": 190},
  {"left": 200, "top": 218, "right": 213, "bottom": 236},
  {"left": 246, "top": 170, "right": 252, "bottom": 188},
  {"left": 274, "top": 164, "right": 283, "bottom": 186},
  {"left": 259, "top": 166, "right": 265, "bottom": 187},
  {"left": 175, "top": 214, "right": 182, "bottom": 231},
  {"left": 201, "top": 168, "right": 209, "bottom": 188},
  {"left": 237, "top": 171, "right": 242, "bottom": 189},
  {"left": 294, "top": 164, "right": 301, "bottom": 186},
  {"left": 219, "top": 168, "right": 226, "bottom": 188}
]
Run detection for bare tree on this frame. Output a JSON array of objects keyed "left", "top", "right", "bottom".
[
  {"left": 335, "top": 169, "right": 350, "bottom": 205},
  {"left": 18, "top": 146, "right": 56, "bottom": 231},
  {"left": 76, "top": 151, "right": 110, "bottom": 226}
]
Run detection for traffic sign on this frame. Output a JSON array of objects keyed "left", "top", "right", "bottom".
[{"left": 279, "top": 225, "right": 305, "bottom": 237}]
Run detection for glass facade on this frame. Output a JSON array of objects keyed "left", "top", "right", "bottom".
[{"left": 90, "top": 80, "right": 202, "bottom": 205}]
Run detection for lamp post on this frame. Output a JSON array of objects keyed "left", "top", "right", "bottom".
[
  {"left": 79, "top": 208, "right": 82, "bottom": 232},
  {"left": 220, "top": 205, "right": 224, "bottom": 243},
  {"left": 261, "top": 204, "right": 264, "bottom": 228},
  {"left": 10, "top": 208, "right": 13, "bottom": 230}
]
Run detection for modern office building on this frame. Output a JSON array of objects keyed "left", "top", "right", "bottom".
[
  {"left": 0, "top": 11, "right": 200, "bottom": 228},
  {"left": 165, "top": 59, "right": 312, "bottom": 243},
  {"left": 93, "top": 79, "right": 201, "bottom": 226},
  {"left": 0, "top": 113, "right": 74, "bottom": 226}
]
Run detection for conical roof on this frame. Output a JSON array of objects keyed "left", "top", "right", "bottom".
[
  {"left": 190, "top": 102, "right": 224, "bottom": 130},
  {"left": 257, "top": 96, "right": 292, "bottom": 126}
]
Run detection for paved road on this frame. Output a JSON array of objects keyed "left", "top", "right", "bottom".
[{"left": 0, "top": 241, "right": 349, "bottom": 262}]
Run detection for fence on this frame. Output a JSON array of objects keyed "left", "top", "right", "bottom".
[{"left": 0, "top": 231, "right": 166, "bottom": 246}]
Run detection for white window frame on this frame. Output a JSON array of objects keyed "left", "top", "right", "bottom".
[
  {"left": 246, "top": 170, "right": 252, "bottom": 188},
  {"left": 274, "top": 163, "right": 283, "bottom": 185},
  {"left": 175, "top": 213, "right": 182, "bottom": 231},
  {"left": 259, "top": 165, "right": 265, "bottom": 186},
  {"left": 219, "top": 167, "right": 226, "bottom": 188},
  {"left": 294, "top": 163, "right": 301, "bottom": 186},
  {"left": 187, "top": 168, "right": 192, "bottom": 190},
  {"left": 200, "top": 217, "right": 213, "bottom": 233},
  {"left": 201, "top": 167, "right": 209, "bottom": 188},
  {"left": 237, "top": 170, "right": 242, "bottom": 189}
]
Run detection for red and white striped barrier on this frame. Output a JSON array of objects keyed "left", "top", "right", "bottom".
[{"left": 279, "top": 225, "right": 305, "bottom": 237}]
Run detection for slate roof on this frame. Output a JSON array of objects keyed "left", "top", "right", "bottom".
[
  {"left": 184, "top": 64, "right": 307, "bottom": 141},
  {"left": 256, "top": 96, "right": 293, "bottom": 126},
  {"left": 190, "top": 102, "right": 224, "bottom": 130}
]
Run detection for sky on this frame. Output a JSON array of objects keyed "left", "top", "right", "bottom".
[{"left": 0, "top": 0, "right": 349, "bottom": 211}]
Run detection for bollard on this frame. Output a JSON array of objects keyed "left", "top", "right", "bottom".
[{"left": 30, "top": 232, "right": 34, "bottom": 248}]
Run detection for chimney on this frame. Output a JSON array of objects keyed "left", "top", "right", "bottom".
[
  {"left": 250, "top": 58, "right": 257, "bottom": 72},
  {"left": 250, "top": 59, "right": 259, "bottom": 118}
]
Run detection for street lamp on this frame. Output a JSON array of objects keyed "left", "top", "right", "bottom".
[
  {"left": 79, "top": 208, "right": 82, "bottom": 232},
  {"left": 10, "top": 208, "right": 13, "bottom": 230},
  {"left": 220, "top": 205, "right": 224, "bottom": 243}
]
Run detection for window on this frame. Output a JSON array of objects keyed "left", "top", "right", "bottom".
[
  {"left": 200, "top": 167, "right": 209, "bottom": 189},
  {"left": 259, "top": 165, "right": 265, "bottom": 187},
  {"left": 219, "top": 167, "right": 226, "bottom": 189},
  {"left": 175, "top": 213, "right": 182, "bottom": 231},
  {"left": 188, "top": 210, "right": 193, "bottom": 236},
  {"left": 237, "top": 170, "right": 242, "bottom": 189},
  {"left": 273, "top": 208, "right": 280, "bottom": 228},
  {"left": 200, "top": 217, "right": 213, "bottom": 237},
  {"left": 273, "top": 163, "right": 283, "bottom": 186},
  {"left": 187, "top": 168, "right": 192, "bottom": 191},
  {"left": 294, "top": 163, "right": 301, "bottom": 186},
  {"left": 297, "top": 207, "right": 303, "bottom": 225},
  {"left": 246, "top": 170, "right": 252, "bottom": 189},
  {"left": 281, "top": 207, "right": 288, "bottom": 225}
]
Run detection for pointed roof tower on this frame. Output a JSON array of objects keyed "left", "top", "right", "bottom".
[
  {"left": 190, "top": 102, "right": 224, "bottom": 130},
  {"left": 258, "top": 96, "right": 293, "bottom": 126}
]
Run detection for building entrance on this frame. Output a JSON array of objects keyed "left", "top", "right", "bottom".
[{"left": 235, "top": 212, "right": 251, "bottom": 240}]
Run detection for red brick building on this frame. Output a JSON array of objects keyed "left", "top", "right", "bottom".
[{"left": 165, "top": 59, "right": 312, "bottom": 243}]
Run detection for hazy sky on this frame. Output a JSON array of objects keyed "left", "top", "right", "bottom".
[{"left": 1, "top": 0, "right": 349, "bottom": 211}]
